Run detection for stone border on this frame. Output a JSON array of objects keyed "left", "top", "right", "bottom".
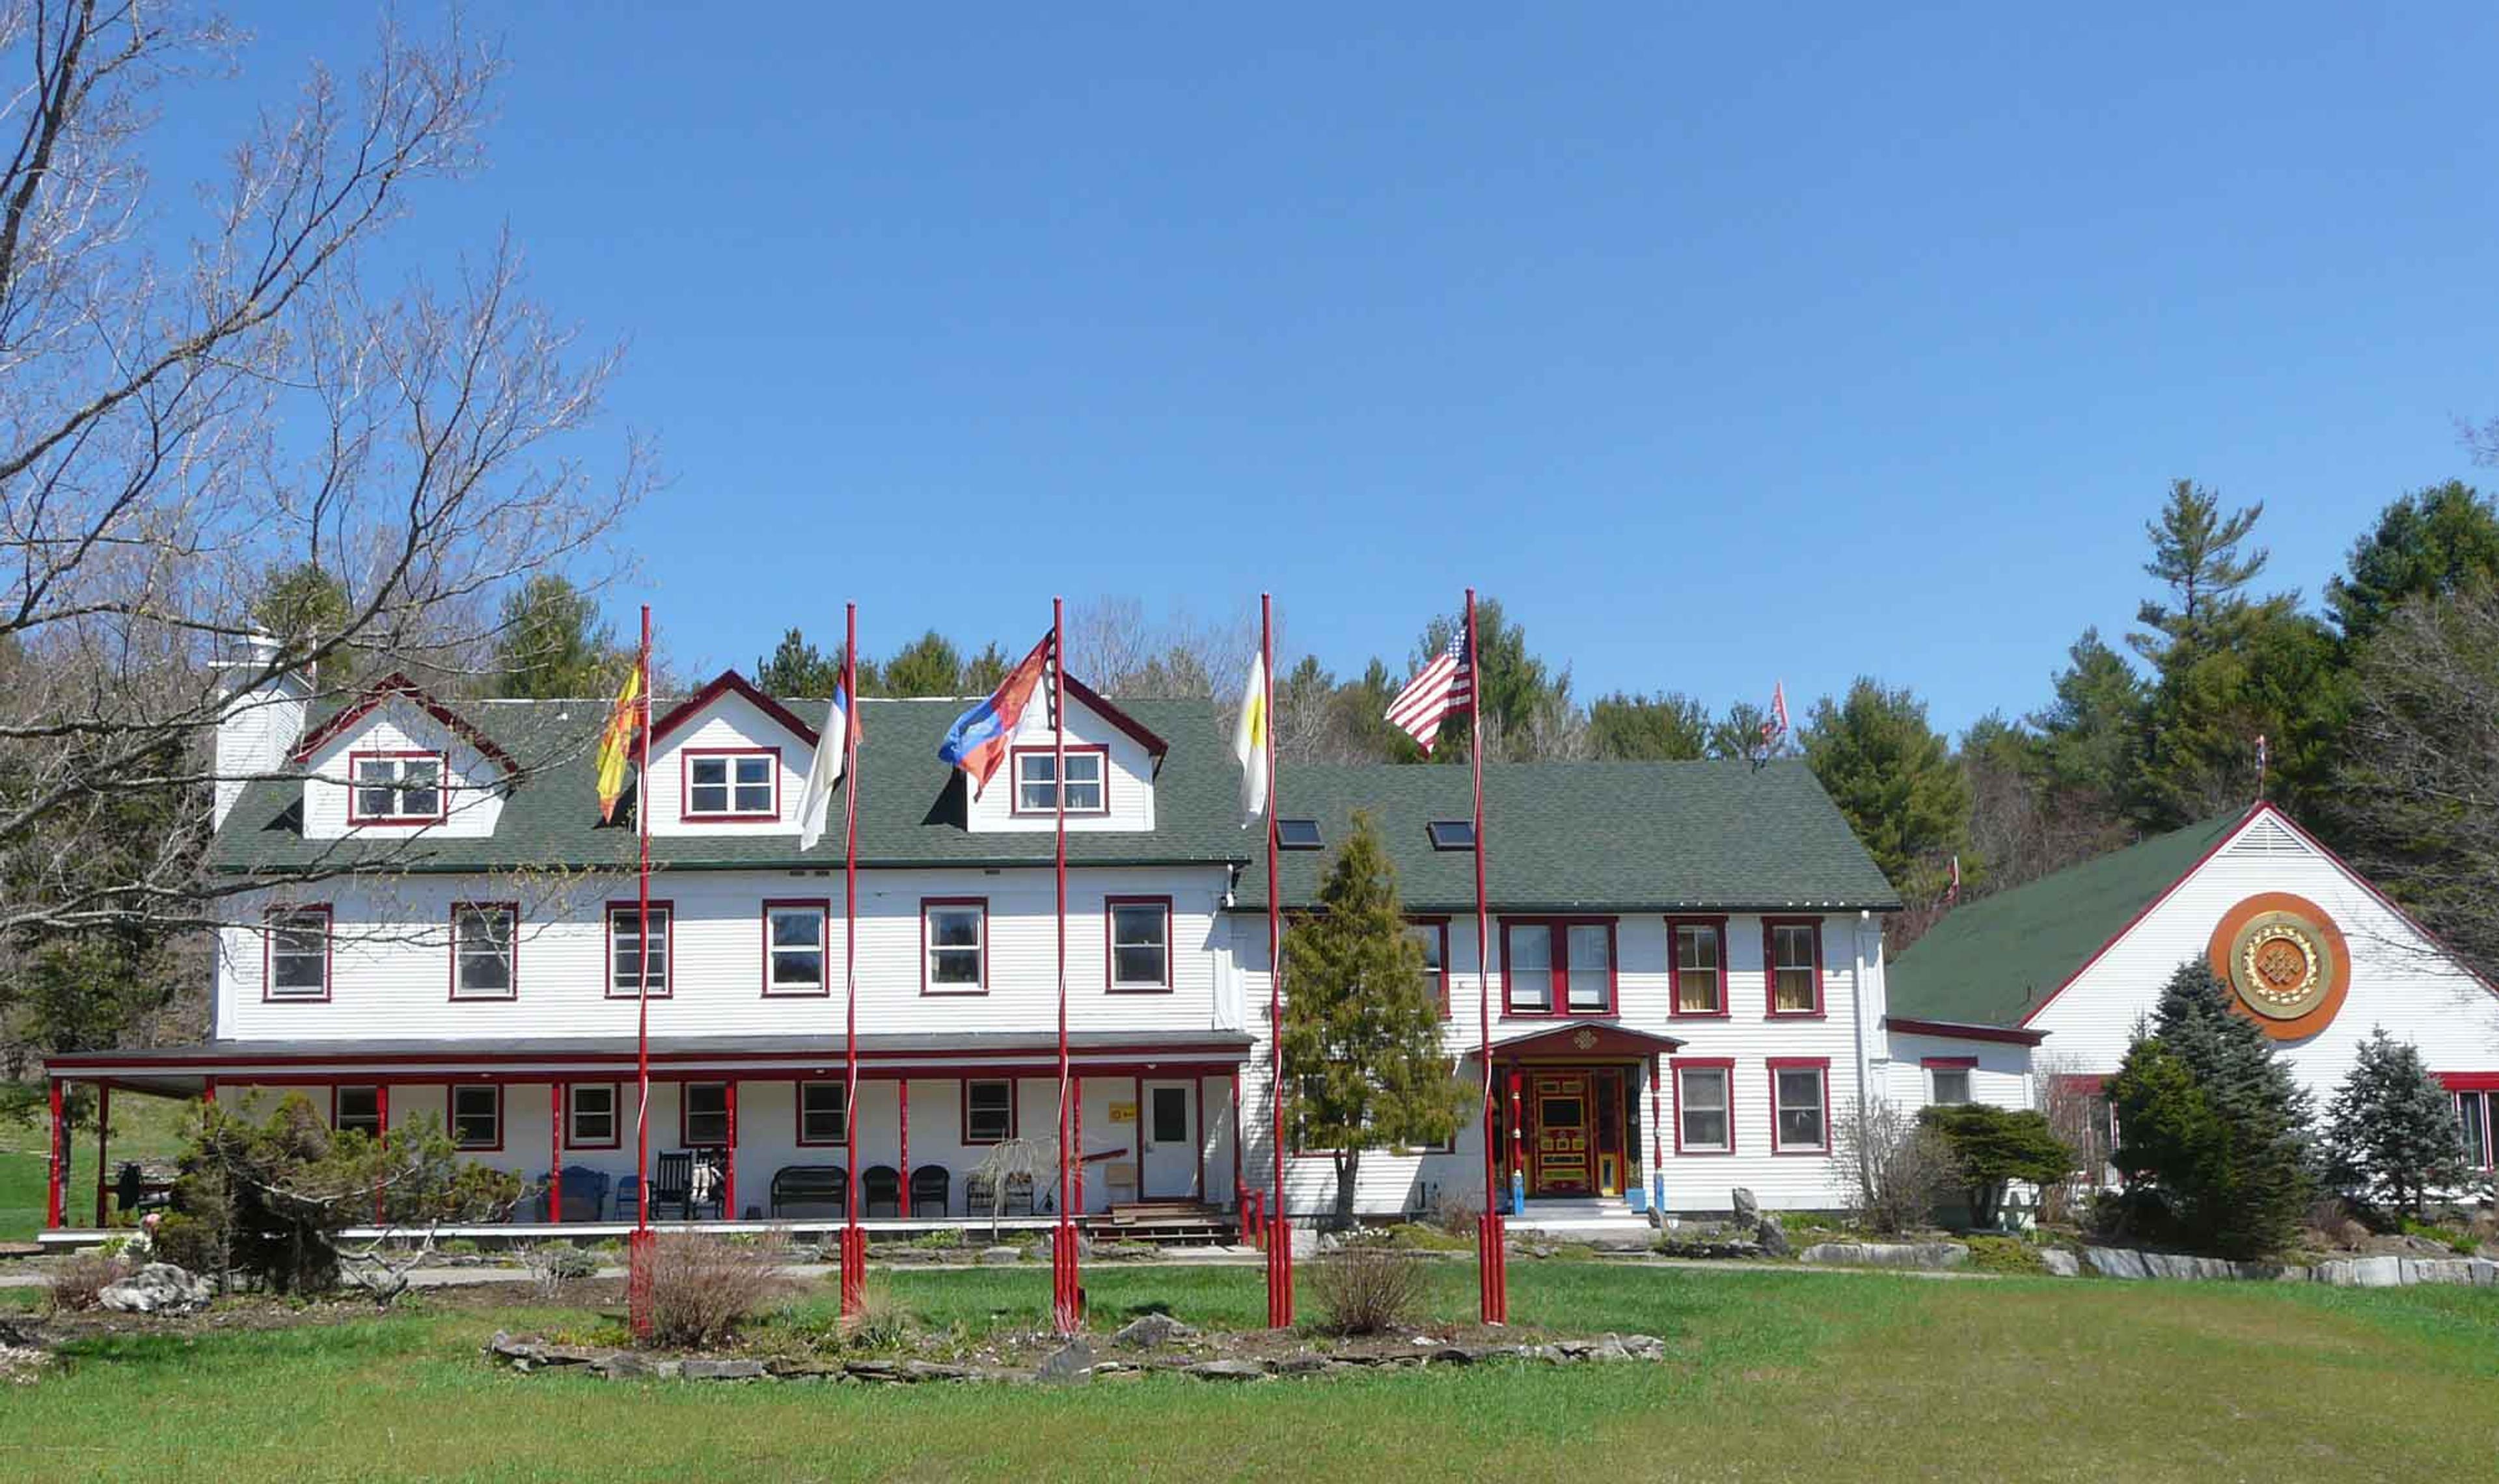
[
  {"left": 2079, "top": 1248, "right": 2498, "bottom": 1287},
  {"left": 485, "top": 1330, "right": 1671, "bottom": 1384}
]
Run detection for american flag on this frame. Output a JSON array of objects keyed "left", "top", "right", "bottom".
[
  {"left": 1758, "top": 680, "right": 1790, "bottom": 758},
  {"left": 1385, "top": 622, "right": 1473, "bottom": 755}
]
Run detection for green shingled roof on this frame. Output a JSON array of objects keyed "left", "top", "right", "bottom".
[
  {"left": 1885, "top": 810, "right": 2245, "bottom": 1027},
  {"left": 211, "top": 696, "right": 1899, "bottom": 912},
  {"left": 1234, "top": 759, "right": 1899, "bottom": 914}
]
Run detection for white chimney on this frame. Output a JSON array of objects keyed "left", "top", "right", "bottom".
[{"left": 213, "top": 630, "right": 309, "bottom": 831}]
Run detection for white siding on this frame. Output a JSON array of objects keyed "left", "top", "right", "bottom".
[
  {"left": 2023, "top": 810, "right": 2499, "bottom": 1099},
  {"left": 961, "top": 694, "right": 1158, "bottom": 836},
  {"left": 1880, "top": 1032, "right": 2035, "bottom": 1113},
  {"left": 647, "top": 692, "right": 813, "bottom": 839},
  {"left": 297, "top": 699, "right": 507, "bottom": 841}
]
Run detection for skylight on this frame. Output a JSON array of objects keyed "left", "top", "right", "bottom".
[
  {"left": 1275, "top": 818, "right": 1322, "bottom": 850},
  {"left": 1427, "top": 820, "right": 1475, "bottom": 851}
]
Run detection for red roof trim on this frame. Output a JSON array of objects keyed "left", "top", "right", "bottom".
[
  {"left": 1061, "top": 671, "right": 1169, "bottom": 759},
  {"left": 1882, "top": 1015, "right": 2049, "bottom": 1047},
  {"left": 2253, "top": 802, "right": 2499, "bottom": 1005},
  {"left": 2014, "top": 804, "right": 2261, "bottom": 1029},
  {"left": 288, "top": 671, "right": 520, "bottom": 776},
  {"left": 648, "top": 670, "right": 821, "bottom": 750}
]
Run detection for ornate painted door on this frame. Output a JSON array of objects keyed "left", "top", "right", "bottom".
[{"left": 1531, "top": 1072, "right": 1593, "bottom": 1195}]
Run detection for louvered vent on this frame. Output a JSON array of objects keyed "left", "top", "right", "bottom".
[{"left": 2226, "top": 815, "right": 2301, "bottom": 857}]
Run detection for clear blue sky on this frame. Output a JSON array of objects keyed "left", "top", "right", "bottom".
[{"left": 221, "top": 4, "right": 2499, "bottom": 733}]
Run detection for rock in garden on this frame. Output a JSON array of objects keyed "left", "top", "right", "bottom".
[
  {"left": 1035, "top": 1338, "right": 1095, "bottom": 1384},
  {"left": 1756, "top": 1213, "right": 1792, "bottom": 1258},
  {"left": 1272, "top": 1355, "right": 1330, "bottom": 1375},
  {"left": 1185, "top": 1359, "right": 1270, "bottom": 1381},
  {"left": 1112, "top": 1312, "right": 1198, "bottom": 1349},
  {"left": 1424, "top": 1345, "right": 1476, "bottom": 1365},
  {"left": 97, "top": 1262, "right": 212, "bottom": 1315},
  {"left": 978, "top": 1245, "right": 1022, "bottom": 1265},
  {"left": 595, "top": 1351, "right": 665, "bottom": 1379},
  {"left": 1617, "top": 1334, "right": 1666, "bottom": 1360},
  {"left": 1730, "top": 1188, "right": 1760, "bottom": 1226},
  {"left": 2040, "top": 1249, "right": 2081, "bottom": 1277},
  {"left": 681, "top": 1358, "right": 767, "bottom": 1381},
  {"left": 901, "top": 1360, "right": 974, "bottom": 1383}
]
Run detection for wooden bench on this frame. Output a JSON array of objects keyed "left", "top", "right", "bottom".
[{"left": 770, "top": 1164, "right": 847, "bottom": 1218}]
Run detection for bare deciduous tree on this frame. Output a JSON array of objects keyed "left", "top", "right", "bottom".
[
  {"left": 0, "top": 5, "right": 647, "bottom": 944},
  {"left": 1831, "top": 1096, "right": 1956, "bottom": 1235}
]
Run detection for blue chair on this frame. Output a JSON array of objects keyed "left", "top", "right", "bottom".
[
  {"left": 534, "top": 1166, "right": 613, "bottom": 1223},
  {"left": 613, "top": 1174, "right": 642, "bottom": 1222}
]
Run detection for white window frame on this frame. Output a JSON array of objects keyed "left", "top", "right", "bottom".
[
  {"left": 266, "top": 908, "right": 331, "bottom": 1000},
  {"left": 351, "top": 752, "right": 446, "bottom": 824},
  {"left": 1772, "top": 1065, "right": 1829, "bottom": 1153},
  {"left": 449, "top": 1084, "right": 501, "bottom": 1150},
  {"left": 1013, "top": 748, "right": 1106, "bottom": 815},
  {"left": 923, "top": 901, "right": 987, "bottom": 993},
  {"left": 451, "top": 903, "right": 517, "bottom": 1001},
  {"left": 2459, "top": 1090, "right": 2493, "bottom": 1172},
  {"left": 764, "top": 901, "right": 828, "bottom": 996},
  {"left": 964, "top": 1079, "right": 1015, "bottom": 1144},
  {"left": 334, "top": 1085, "right": 383, "bottom": 1137},
  {"left": 1929, "top": 1067, "right": 1974, "bottom": 1107},
  {"left": 607, "top": 905, "right": 672, "bottom": 998},
  {"left": 686, "top": 751, "right": 776, "bottom": 818},
  {"left": 1108, "top": 898, "right": 1171, "bottom": 991},
  {"left": 799, "top": 1081, "right": 849, "bottom": 1146},
  {"left": 566, "top": 1085, "right": 618, "bottom": 1148},
  {"left": 1676, "top": 1066, "right": 1730, "bottom": 1153},
  {"left": 1673, "top": 922, "right": 1723, "bottom": 1014}
]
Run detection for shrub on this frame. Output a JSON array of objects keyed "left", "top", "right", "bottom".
[
  {"left": 44, "top": 1250, "right": 130, "bottom": 1314},
  {"left": 841, "top": 1284, "right": 916, "bottom": 1350},
  {"left": 2323, "top": 1027, "right": 2470, "bottom": 1219},
  {"left": 1425, "top": 1185, "right": 1482, "bottom": 1241},
  {"left": 1960, "top": 1234, "right": 2049, "bottom": 1275},
  {"left": 1919, "top": 1103, "right": 2075, "bottom": 1230},
  {"left": 2106, "top": 962, "right": 2315, "bottom": 1259},
  {"left": 1304, "top": 1245, "right": 1423, "bottom": 1336},
  {"left": 642, "top": 1232, "right": 793, "bottom": 1349},
  {"left": 1833, "top": 1098, "right": 1957, "bottom": 1234},
  {"left": 522, "top": 1243, "right": 599, "bottom": 1300}
]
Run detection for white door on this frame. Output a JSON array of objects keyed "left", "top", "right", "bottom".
[{"left": 1139, "top": 1081, "right": 1197, "bottom": 1200}]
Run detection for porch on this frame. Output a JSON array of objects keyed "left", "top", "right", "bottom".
[
  {"left": 39, "top": 1031, "right": 1253, "bottom": 1241},
  {"left": 1478, "top": 1019, "right": 1684, "bottom": 1216}
]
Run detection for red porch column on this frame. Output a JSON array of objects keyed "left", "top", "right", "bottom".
[
  {"left": 94, "top": 1083, "right": 112, "bottom": 1227},
  {"left": 1648, "top": 1059, "right": 1664, "bottom": 1212},
  {"left": 201, "top": 1077, "right": 217, "bottom": 1106},
  {"left": 1229, "top": 1068, "right": 1244, "bottom": 1215},
  {"left": 375, "top": 1084, "right": 391, "bottom": 1222},
  {"left": 549, "top": 1082, "right": 564, "bottom": 1225},
  {"left": 45, "top": 1079, "right": 64, "bottom": 1231},
  {"left": 1507, "top": 1066, "right": 1525, "bottom": 1198},
  {"left": 723, "top": 1081, "right": 739, "bottom": 1220},
  {"left": 897, "top": 1080, "right": 910, "bottom": 1207}
]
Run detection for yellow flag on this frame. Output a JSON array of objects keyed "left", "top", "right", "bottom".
[
  {"left": 595, "top": 655, "right": 644, "bottom": 823},
  {"left": 1233, "top": 649, "right": 1268, "bottom": 828}
]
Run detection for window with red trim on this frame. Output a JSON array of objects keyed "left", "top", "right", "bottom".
[
  {"left": 349, "top": 751, "right": 445, "bottom": 824},
  {"left": 685, "top": 749, "right": 776, "bottom": 818},
  {"left": 2458, "top": 1090, "right": 2492, "bottom": 1172},
  {"left": 1501, "top": 919, "right": 1615, "bottom": 1015},
  {"left": 607, "top": 904, "right": 672, "bottom": 997},
  {"left": 451, "top": 903, "right": 517, "bottom": 1000},
  {"left": 923, "top": 900, "right": 987, "bottom": 993},
  {"left": 799, "top": 1082, "right": 848, "bottom": 1146},
  {"left": 266, "top": 908, "right": 331, "bottom": 1000},
  {"left": 682, "top": 1083, "right": 730, "bottom": 1147},
  {"left": 1011, "top": 746, "right": 1106, "bottom": 815},
  {"left": 1108, "top": 897, "right": 1171, "bottom": 991},
  {"left": 333, "top": 1085, "right": 383, "bottom": 1137},
  {"left": 1674, "top": 1062, "right": 1732, "bottom": 1153},
  {"left": 566, "top": 1085, "right": 619, "bottom": 1148},
  {"left": 1408, "top": 919, "right": 1451, "bottom": 1018},
  {"left": 1670, "top": 919, "right": 1727, "bottom": 1016},
  {"left": 1769, "top": 1060, "right": 1830, "bottom": 1153},
  {"left": 1766, "top": 919, "right": 1824, "bottom": 1016},
  {"left": 764, "top": 899, "right": 829, "bottom": 996}
]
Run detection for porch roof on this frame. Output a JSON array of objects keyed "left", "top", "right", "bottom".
[
  {"left": 1469, "top": 1019, "right": 1685, "bottom": 1060},
  {"left": 47, "top": 1029, "right": 1255, "bottom": 1090}
]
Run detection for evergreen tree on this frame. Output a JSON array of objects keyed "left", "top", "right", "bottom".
[
  {"left": 2128, "top": 479, "right": 2269, "bottom": 667},
  {"left": 493, "top": 575, "right": 621, "bottom": 699},
  {"left": 1408, "top": 599, "right": 1574, "bottom": 761},
  {"left": 1706, "top": 699, "right": 1773, "bottom": 761},
  {"left": 754, "top": 628, "right": 844, "bottom": 696},
  {"left": 961, "top": 641, "right": 1009, "bottom": 694},
  {"left": 1801, "top": 678, "right": 1970, "bottom": 898},
  {"left": 2030, "top": 627, "right": 2146, "bottom": 807},
  {"left": 1277, "top": 811, "right": 1471, "bottom": 1227},
  {"left": 251, "top": 564, "right": 357, "bottom": 679},
  {"left": 2322, "top": 1027, "right": 2469, "bottom": 1219},
  {"left": 1588, "top": 691, "right": 1711, "bottom": 761},
  {"left": 1917, "top": 1103, "right": 2075, "bottom": 1230},
  {"left": 880, "top": 632, "right": 965, "bottom": 696},
  {"left": 2107, "top": 961, "right": 2315, "bottom": 1257},
  {"left": 2327, "top": 481, "right": 2499, "bottom": 645}
]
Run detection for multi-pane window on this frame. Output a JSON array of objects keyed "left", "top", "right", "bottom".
[
  {"left": 765, "top": 901, "right": 828, "bottom": 995},
  {"left": 1773, "top": 1064, "right": 1829, "bottom": 1152},
  {"left": 334, "top": 1086, "right": 383, "bottom": 1137},
  {"left": 567, "top": 1085, "right": 618, "bottom": 1148},
  {"left": 608, "top": 905, "right": 671, "bottom": 997},
  {"left": 683, "top": 1083, "right": 730, "bottom": 1147},
  {"left": 266, "top": 908, "right": 331, "bottom": 999},
  {"left": 450, "top": 1085, "right": 501, "bottom": 1150},
  {"left": 1768, "top": 921, "right": 1822, "bottom": 1015},
  {"left": 1930, "top": 1068, "right": 1973, "bottom": 1106},
  {"left": 1108, "top": 898, "right": 1171, "bottom": 990},
  {"left": 1673, "top": 921, "right": 1724, "bottom": 1014},
  {"left": 924, "top": 901, "right": 985, "bottom": 992},
  {"left": 2459, "top": 1091, "right": 2492, "bottom": 1172},
  {"left": 964, "top": 1080, "right": 1015, "bottom": 1143},
  {"left": 351, "top": 753, "right": 444, "bottom": 823},
  {"left": 1408, "top": 921, "right": 1449, "bottom": 1016},
  {"left": 799, "top": 1081, "right": 848, "bottom": 1146},
  {"left": 451, "top": 904, "right": 517, "bottom": 1000},
  {"left": 686, "top": 751, "right": 775, "bottom": 817},
  {"left": 1677, "top": 1066, "right": 1730, "bottom": 1153},
  {"left": 1013, "top": 748, "right": 1106, "bottom": 814},
  {"left": 1503, "top": 921, "right": 1613, "bottom": 1014}
]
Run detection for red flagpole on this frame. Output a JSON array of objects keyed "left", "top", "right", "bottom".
[
  {"left": 629, "top": 604, "right": 655, "bottom": 1339},
  {"left": 1468, "top": 587, "right": 1506, "bottom": 1324},
  {"left": 840, "top": 601, "right": 866, "bottom": 1317},
  {"left": 1263, "top": 592, "right": 1292, "bottom": 1327},
  {"left": 1051, "top": 595, "right": 1082, "bottom": 1334}
]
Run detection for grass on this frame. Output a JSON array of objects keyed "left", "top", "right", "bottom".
[
  {"left": 0, "top": 1093, "right": 198, "bottom": 1242},
  {"left": 3, "top": 1263, "right": 2495, "bottom": 1480}
]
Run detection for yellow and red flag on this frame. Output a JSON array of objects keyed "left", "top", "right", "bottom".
[{"left": 595, "top": 649, "right": 646, "bottom": 822}]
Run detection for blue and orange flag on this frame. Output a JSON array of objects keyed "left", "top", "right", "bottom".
[{"left": 937, "top": 632, "right": 1052, "bottom": 798}]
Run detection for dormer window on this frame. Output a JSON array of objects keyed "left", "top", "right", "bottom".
[
  {"left": 1012, "top": 746, "right": 1107, "bottom": 816},
  {"left": 349, "top": 751, "right": 445, "bottom": 824},
  {"left": 684, "top": 749, "right": 777, "bottom": 820}
]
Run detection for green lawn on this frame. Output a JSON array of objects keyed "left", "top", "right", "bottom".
[
  {"left": 0, "top": 1153, "right": 41, "bottom": 1244},
  {"left": 3, "top": 1263, "right": 2494, "bottom": 1481},
  {"left": 0, "top": 1093, "right": 198, "bottom": 1241}
]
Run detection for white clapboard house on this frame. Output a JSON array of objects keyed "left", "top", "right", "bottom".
[
  {"left": 40, "top": 656, "right": 1903, "bottom": 1238},
  {"left": 1882, "top": 802, "right": 2499, "bottom": 1183}
]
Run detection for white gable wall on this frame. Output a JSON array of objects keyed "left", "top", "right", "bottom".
[
  {"left": 963, "top": 694, "right": 1157, "bottom": 835},
  {"left": 648, "top": 692, "right": 813, "bottom": 838},
  {"left": 2023, "top": 809, "right": 2499, "bottom": 1096},
  {"left": 297, "top": 699, "right": 506, "bottom": 840}
]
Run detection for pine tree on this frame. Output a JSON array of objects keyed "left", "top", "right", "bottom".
[
  {"left": 2323, "top": 1027, "right": 2469, "bottom": 1218},
  {"left": 2129, "top": 479, "right": 2269, "bottom": 666},
  {"left": 1801, "top": 678, "right": 1971, "bottom": 900},
  {"left": 2109, "top": 961, "right": 2315, "bottom": 1257},
  {"left": 493, "top": 575, "right": 622, "bottom": 699},
  {"left": 1277, "top": 811, "right": 1472, "bottom": 1227},
  {"left": 2327, "top": 481, "right": 2499, "bottom": 645},
  {"left": 754, "top": 628, "right": 843, "bottom": 696}
]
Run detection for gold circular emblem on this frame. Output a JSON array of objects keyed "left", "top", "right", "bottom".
[
  {"left": 2207, "top": 893, "right": 2349, "bottom": 1040},
  {"left": 1571, "top": 1027, "right": 1600, "bottom": 1051}
]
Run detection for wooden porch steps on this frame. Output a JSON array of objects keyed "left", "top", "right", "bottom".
[{"left": 1091, "top": 1200, "right": 1233, "bottom": 1246}]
